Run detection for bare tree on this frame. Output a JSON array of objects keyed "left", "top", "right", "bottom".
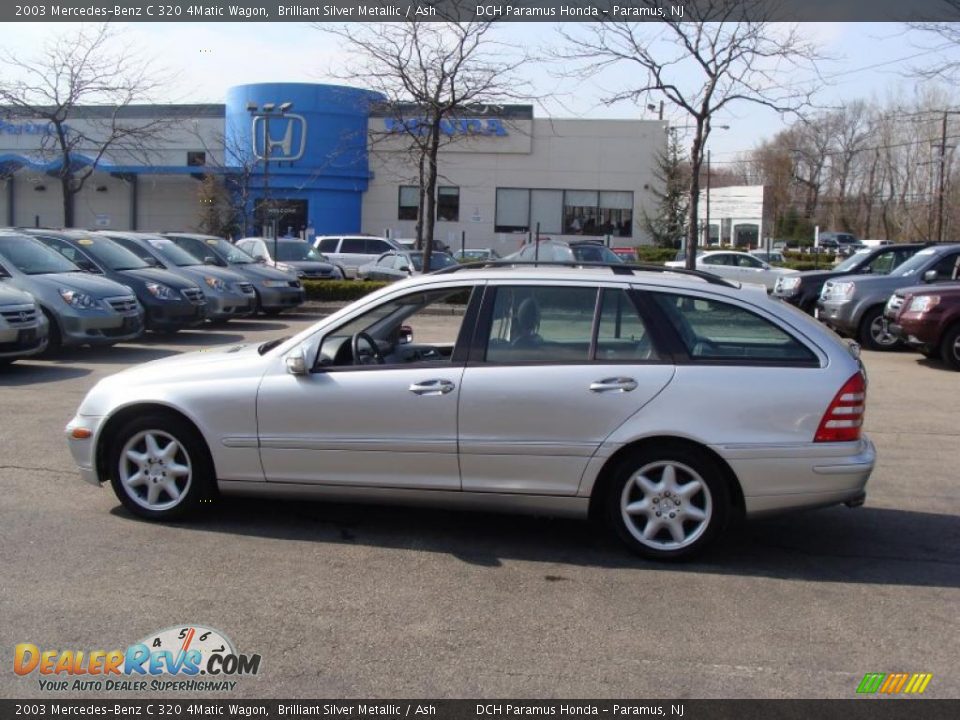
[
  {"left": 556, "top": 0, "right": 822, "bottom": 268},
  {"left": 907, "top": 1, "right": 960, "bottom": 81},
  {"left": 319, "top": 4, "right": 529, "bottom": 270},
  {"left": 0, "top": 24, "right": 169, "bottom": 227}
]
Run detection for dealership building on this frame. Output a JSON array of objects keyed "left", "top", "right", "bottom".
[{"left": 0, "top": 83, "right": 666, "bottom": 252}]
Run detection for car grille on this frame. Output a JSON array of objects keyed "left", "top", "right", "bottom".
[
  {"left": 237, "top": 282, "right": 255, "bottom": 294},
  {"left": 288, "top": 280, "right": 301, "bottom": 288},
  {"left": 0, "top": 304, "right": 38, "bottom": 326},
  {"left": 301, "top": 269, "right": 332, "bottom": 279},
  {"left": 106, "top": 296, "right": 139, "bottom": 314},
  {"left": 181, "top": 288, "right": 206, "bottom": 305}
]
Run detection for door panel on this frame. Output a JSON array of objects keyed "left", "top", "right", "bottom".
[
  {"left": 458, "top": 365, "right": 675, "bottom": 494},
  {"left": 257, "top": 367, "right": 463, "bottom": 488}
]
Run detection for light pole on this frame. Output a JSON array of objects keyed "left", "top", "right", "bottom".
[
  {"left": 247, "top": 100, "right": 293, "bottom": 264},
  {"left": 935, "top": 110, "right": 960, "bottom": 244}
]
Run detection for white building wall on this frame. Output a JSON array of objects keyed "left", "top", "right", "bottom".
[
  {"left": 137, "top": 175, "right": 204, "bottom": 232},
  {"left": 363, "top": 118, "right": 665, "bottom": 254}
]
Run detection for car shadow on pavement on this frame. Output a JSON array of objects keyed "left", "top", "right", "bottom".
[
  {"left": 914, "top": 357, "right": 955, "bottom": 373},
  {"left": 111, "top": 497, "right": 960, "bottom": 588},
  {"left": 0, "top": 361, "right": 92, "bottom": 385},
  {"left": 207, "top": 320, "right": 290, "bottom": 332}
]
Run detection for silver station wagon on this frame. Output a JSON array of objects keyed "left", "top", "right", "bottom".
[{"left": 66, "top": 263, "right": 875, "bottom": 560}]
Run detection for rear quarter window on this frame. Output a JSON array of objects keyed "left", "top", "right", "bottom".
[
  {"left": 317, "top": 238, "right": 339, "bottom": 253},
  {"left": 650, "top": 292, "right": 818, "bottom": 365}
]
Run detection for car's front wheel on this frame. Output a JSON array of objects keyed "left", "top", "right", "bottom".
[
  {"left": 859, "top": 306, "right": 899, "bottom": 351},
  {"left": 606, "top": 444, "right": 729, "bottom": 560},
  {"left": 107, "top": 414, "right": 214, "bottom": 520},
  {"left": 940, "top": 323, "right": 960, "bottom": 370}
]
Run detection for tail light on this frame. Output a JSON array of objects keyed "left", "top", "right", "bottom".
[{"left": 814, "top": 372, "right": 866, "bottom": 442}]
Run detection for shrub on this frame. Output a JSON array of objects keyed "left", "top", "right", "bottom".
[
  {"left": 633, "top": 247, "right": 680, "bottom": 263},
  {"left": 302, "top": 280, "right": 390, "bottom": 302}
]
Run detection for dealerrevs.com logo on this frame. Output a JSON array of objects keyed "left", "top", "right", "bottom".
[{"left": 14, "top": 625, "right": 261, "bottom": 692}]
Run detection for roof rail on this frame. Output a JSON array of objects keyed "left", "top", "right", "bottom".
[{"left": 430, "top": 259, "right": 738, "bottom": 288}]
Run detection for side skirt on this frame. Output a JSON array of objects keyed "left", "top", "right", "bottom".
[{"left": 217, "top": 480, "right": 590, "bottom": 519}]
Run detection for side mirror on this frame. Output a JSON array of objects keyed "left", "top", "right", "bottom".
[
  {"left": 76, "top": 259, "right": 101, "bottom": 273},
  {"left": 203, "top": 256, "right": 218, "bottom": 265},
  {"left": 285, "top": 347, "right": 308, "bottom": 376},
  {"left": 399, "top": 265, "right": 411, "bottom": 274},
  {"left": 143, "top": 256, "right": 159, "bottom": 267},
  {"left": 255, "top": 256, "right": 267, "bottom": 264},
  {"left": 399, "top": 325, "right": 414, "bottom": 345},
  {"left": 923, "top": 269, "right": 938, "bottom": 283}
]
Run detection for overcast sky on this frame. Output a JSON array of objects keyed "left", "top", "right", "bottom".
[{"left": 2, "top": 21, "right": 958, "bottom": 165}]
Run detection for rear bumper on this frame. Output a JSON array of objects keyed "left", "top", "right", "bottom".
[{"left": 719, "top": 437, "right": 876, "bottom": 517}]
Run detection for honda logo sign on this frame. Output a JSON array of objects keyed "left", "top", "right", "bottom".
[{"left": 252, "top": 114, "right": 307, "bottom": 162}]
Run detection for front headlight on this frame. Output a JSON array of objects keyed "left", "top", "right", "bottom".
[
  {"left": 204, "top": 276, "right": 227, "bottom": 292},
  {"left": 824, "top": 281, "right": 855, "bottom": 302},
  {"left": 145, "top": 282, "right": 176, "bottom": 300},
  {"left": 58, "top": 288, "right": 100, "bottom": 310},
  {"left": 261, "top": 279, "right": 289, "bottom": 288},
  {"left": 778, "top": 276, "right": 801, "bottom": 293},
  {"left": 908, "top": 295, "right": 939, "bottom": 313}
]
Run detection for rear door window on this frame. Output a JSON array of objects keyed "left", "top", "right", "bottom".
[
  {"left": 649, "top": 292, "right": 817, "bottom": 365},
  {"left": 341, "top": 238, "right": 367, "bottom": 254},
  {"left": 317, "top": 238, "right": 339, "bottom": 253}
]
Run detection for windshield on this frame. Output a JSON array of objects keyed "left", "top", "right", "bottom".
[
  {"left": 0, "top": 236, "right": 80, "bottom": 275},
  {"left": 894, "top": 249, "right": 937, "bottom": 277},
  {"left": 79, "top": 237, "right": 149, "bottom": 271},
  {"left": 572, "top": 244, "right": 624, "bottom": 263},
  {"left": 276, "top": 242, "right": 325, "bottom": 262},
  {"left": 428, "top": 253, "right": 457, "bottom": 269},
  {"left": 145, "top": 237, "right": 204, "bottom": 267},
  {"left": 177, "top": 236, "right": 255, "bottom": 265},
  {"left": 834, "top": 249, "right": 871, "bottom": 272}
]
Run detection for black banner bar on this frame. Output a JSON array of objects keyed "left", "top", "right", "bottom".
[
  {"left": 2, "top": 700, "right": 959, "bottom": 720},
  {"left": 3, "top": 0, "right": 960, "bottom": 23}
]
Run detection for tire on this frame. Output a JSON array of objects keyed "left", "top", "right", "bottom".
[
  {"left": 107, "top": 413, "right": 215, "bottom": 521},
  {"left": 605, "top": 443, "right": 730, "bottom": 561},
  {"left": 858, "top": 306, "right": 899, "bottom": 351},
  {"left": 262, "top": 308, "right": 283, "bottom": 317},
  {"left": 940, "top": 323, "right": 960, "bottom": 371},
  {"left": 40, "top": 308, "right": 62, "bottom": 355}
]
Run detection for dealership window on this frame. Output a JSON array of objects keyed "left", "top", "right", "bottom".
[
  {"left": 496, "top": 188, "right": 634, "bottom": 237},
  {"left": 437, "top": 186, "right": 460, "bottom": 222},
  {"left": 398, "top": 186, "right": 419, "bottom": 221},
  {"left": 495, "top": 188, "right": 530, "bottom": 233},
  {"left": 187, "top": 151, "right": 206, "bottom": 167}
]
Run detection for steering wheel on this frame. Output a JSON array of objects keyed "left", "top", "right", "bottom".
[{"left": 352, "top": 332, "right": 385, "bottom": 365}]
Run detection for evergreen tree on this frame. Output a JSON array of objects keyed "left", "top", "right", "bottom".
[{"left": 644, "top": 132, "right": 690, "bottom": 248}]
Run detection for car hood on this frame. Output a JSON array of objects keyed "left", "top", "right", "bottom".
[
  {"left": 25, "top": 272, "right": 135, "bottom": 297},
  {"left": 0, "top": 282, "right": 36, "bottom": 305},
  {"left": 175, "top": 265, "right": 248, "bottom": 283},
  {"left": 834, "top": 271, "right": 911, "bottom": 288},
  {"left": 230, "top": 263, "right": 297, "bottom": 281},
  {"left": 793, "top": 269, "right": 849, "bottom": 282},
  {"left": 894, "top": 281, "right": 960, "bottom": 298},
  {"left": 284, "top": 260, "right": 336, "bottom": 272},
  {"left": 115, "top": 267, "right": 200, "bottom": 290}
]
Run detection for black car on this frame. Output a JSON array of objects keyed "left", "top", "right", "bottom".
[
  {"left": 25, "top": 229, "right": 207, "bottom": 332},
  {"left": 772, "top": 242, "right": 927, "bottom": 314}
]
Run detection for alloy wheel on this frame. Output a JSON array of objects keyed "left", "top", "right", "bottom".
[{"left": 620, "top": 461, "right": 713, "bottom": 551}]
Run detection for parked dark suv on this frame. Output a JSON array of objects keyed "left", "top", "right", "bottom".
[
  {"left": 884, "top": 281, "right": 960, "bottom": 370},
  {"left": 774, "top": 243, "right": 926, "bottom": 314}
]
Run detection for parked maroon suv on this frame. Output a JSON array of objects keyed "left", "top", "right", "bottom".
[{"left": 884, "top": 282, "right": 960, "bottom": 370}]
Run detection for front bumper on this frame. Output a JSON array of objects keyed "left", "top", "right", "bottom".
[
  {"left": 0, "top": 315, "right": 49, "bottom": 359},
  {"left": 815, "top": 299, "right": 857, "bottom": 335},
  {"left": 887, "top": 315, "right": 939, "bottom": 349},
  {"left": 144, "top": 299, "right": 207, "bottom": 331},
  {"left": 258, "top": 285, "right": 306, "bottom": 311},
  {"left": 59, "top": 308, "right": 145, "bottom": 346},
  {"left": 65, "top": 414, "right": 105, "bottom": 485},
  {"left": 204, "top": 290, "right": 256, "bottom": 320}
]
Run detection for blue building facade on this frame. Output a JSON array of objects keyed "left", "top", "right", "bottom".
[{"left": 224, "top": 83, "right": 383, "bottom": 237}]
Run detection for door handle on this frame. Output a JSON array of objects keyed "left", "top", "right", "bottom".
[
  {"left": 589, "top": 377, "right": 638, "bottom": 393},
  {"left": 409, "top": 379, "right": 456, "bottom": 396}
]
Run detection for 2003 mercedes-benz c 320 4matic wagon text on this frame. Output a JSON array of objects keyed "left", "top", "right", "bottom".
[{"left": 66, "top": 263, "right": 875, "bottom": 560}]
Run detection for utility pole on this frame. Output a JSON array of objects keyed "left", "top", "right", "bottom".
[
  {"left": 937, "top": 111, "right": 948, "bottom": 244},
  {"left": 704, "top": 149, "right": 711, "bottom": 247}
]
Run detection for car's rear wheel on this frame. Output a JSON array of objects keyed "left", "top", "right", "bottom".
[
  {"left": 107, "top": 414, "right": 214, "bottom": 520},
  {"left": 940, "top": 323, "right": 960, "bottom": 370},
  {"left": 605, "top": 444, "right": 729, "bottom": 560},
  {"left": 859, "top": 306, "right": 899, "bottom": 351}
]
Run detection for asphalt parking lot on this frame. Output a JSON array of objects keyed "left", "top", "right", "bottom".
[{"left": 1, "top": 311, "right": 958, "bottom": 699}]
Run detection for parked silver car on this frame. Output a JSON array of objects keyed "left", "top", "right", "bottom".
[
  {"left": 101, "top": 232, "right": 256, "bottom": 323},
  {"left": 666, "top": 250, "right": 798, "bottom": 291},
  {"left": 66, "top": 263, "right": 874, "bottom": 560},
  {"left": 0, "top": 284, "right": 49, "bottom": 363},
  {"left": 0, "top": 231, "right": 143, "bottom": 351},
  {"left": 313, "top": 235, "right": 402, "bottom": 278}
]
